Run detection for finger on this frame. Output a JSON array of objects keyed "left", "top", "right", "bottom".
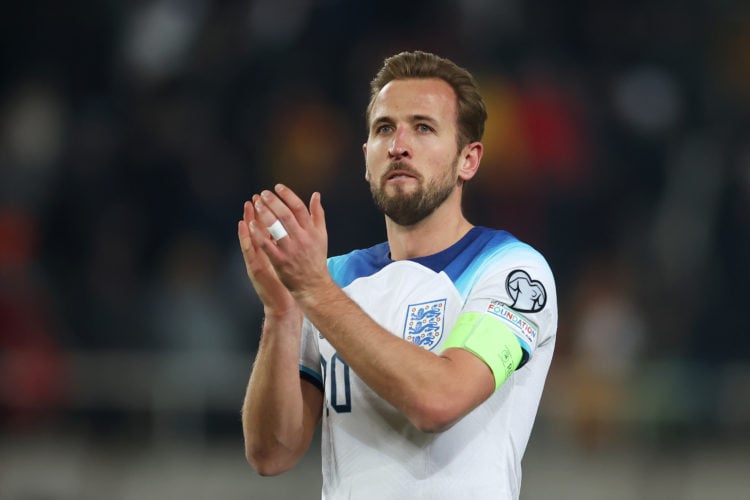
[
  {"left": 239, "top": 201, "right": 257, "bottom": 252},
  {"left": 310, "top": 192, "right": 326, "bottom": 233},
  {"left": 252, "top": 197, "right": 286, "bottom": 235},
  {"left": 275, "top": 184, "right": 312, "bottom": 229},
  {"left": 239, "top": 219, "right": 267, "bottom": 282},
  {"left": 256, "top": 187, "right": 308, "bottom": 239},
  {"left": 238, "top": 220, "right": 253, "bottom": 253},
  {"left": 254, "top": 196, "right": 297, "bottom": 246},
  {"left": 249, "top": 219, "right": 284, "bottom": 263},
  {"left": 241, "top": 199, "right": 277, "bottom": 261},
  {"left": 243, "top": 199, "right": 259, "bottom": 226}
]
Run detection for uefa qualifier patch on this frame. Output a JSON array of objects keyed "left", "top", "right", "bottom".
[
  {"left": 506, "top": 269, "right": 546, "bottom": 312},
  {"left": 402, "top": 299, "right": 446, "bottom": 351}
]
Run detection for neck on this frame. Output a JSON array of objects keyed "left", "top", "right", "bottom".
[{"left": 385, "top": 190, "right": 473, "bottom": 260}]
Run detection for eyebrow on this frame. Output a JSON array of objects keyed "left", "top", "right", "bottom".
[
  {"left": 370, "top": 114, "right": 440, "bottom": 128},
  {"left": 410, "top": 114, "right": 439, "bottom": 125}
]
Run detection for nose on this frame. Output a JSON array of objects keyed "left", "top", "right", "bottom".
[{"left": 387, "top": 128, "right": 411, "bottom": 159}]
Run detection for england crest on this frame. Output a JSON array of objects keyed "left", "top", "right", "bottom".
[{"left": 402, "top": 299, "right": 446, "bottom": 351}]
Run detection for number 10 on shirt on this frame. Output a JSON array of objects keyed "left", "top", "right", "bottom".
[{"left": 321, "top": 354, "right": 352, "bottom": 413}]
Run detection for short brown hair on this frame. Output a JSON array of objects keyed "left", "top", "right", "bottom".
[{"left": 366, "top": 51, "right": 487, "bottom": 149}]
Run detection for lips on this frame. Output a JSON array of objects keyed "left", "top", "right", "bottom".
[
  {"left": 383, "top": 164, "right": 420, "bottom": 182},
  {"left": 386, "top": 170, "right": 417, "bottom": 180}
]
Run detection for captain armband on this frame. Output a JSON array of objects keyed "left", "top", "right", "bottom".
[{"left": 443, "top": 312, "right": 527, "bottom": 389}]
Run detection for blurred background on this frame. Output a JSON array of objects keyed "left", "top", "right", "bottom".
[{"left": 1, "top": 0, "right": 749, "bottom": 498}]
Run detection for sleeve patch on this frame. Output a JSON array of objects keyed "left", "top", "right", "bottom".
[
  {"left": 487, "top": 300, "right": 538, "bottom": 352},
  {"left": 506, "top": 269, "right": 547, "bottom": 312}
]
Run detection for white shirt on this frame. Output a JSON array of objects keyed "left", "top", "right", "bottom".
[{"left": 299, "top": 227, "right": 557, "bottom": 500}]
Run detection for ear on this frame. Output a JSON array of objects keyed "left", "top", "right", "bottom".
[
  {"left": 363, "top": 142, "right": 370, "bottom": 181},
  {"left": 458, "top": 141, "right": 483, "bottom": 182}
]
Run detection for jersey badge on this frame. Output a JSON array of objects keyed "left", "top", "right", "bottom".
[
  {"left": 402, "top": 299, "right": 446, "bottom": 351},
  {"left": 506, "top": 269, "right": 547, "bottom": 312},
  {"left": 487, "top": 300, "right": 539, "bottom": 350}
]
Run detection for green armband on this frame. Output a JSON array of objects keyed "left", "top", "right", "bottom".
[{"left": 443, "top": 312, "right": 524, "bottom": 389}]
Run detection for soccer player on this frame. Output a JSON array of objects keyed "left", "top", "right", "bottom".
[{"left": 238, "top": 50, "right": 557, "bottom": 499}]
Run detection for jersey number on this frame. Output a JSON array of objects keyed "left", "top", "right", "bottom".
[{"left": 321, "top": 353, "right": 351, "bottom": 413}]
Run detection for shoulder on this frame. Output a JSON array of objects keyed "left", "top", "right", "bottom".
[
  {"left": 453, "top": 227, "right": 555, "bottom": 299},
  {"left": 327, "top": 242, "right": 391, "bottom": 288},
  {"left": 455, "top": 227, "right": 552, "bottom": 278},
  {"left": 463, "top": 228, "right": 558, "bottom": 345},
  {"left": 474, "top": 227, "right": 546, "bottom": 261}
]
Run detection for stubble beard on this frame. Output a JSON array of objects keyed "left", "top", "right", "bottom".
[{"left": 369, "top": 160, "right": 459, "bottom": 227}]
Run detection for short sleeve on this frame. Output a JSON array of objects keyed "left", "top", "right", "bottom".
[
  {"left": 461, "top": 243, "right": 557, "bottom": 360},
  {"left": 299, "top": 317, "right": 323, "bottom": 391}
]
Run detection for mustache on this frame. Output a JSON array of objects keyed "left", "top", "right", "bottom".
[{"left": 381, "top": 161, "right": 421, "bottom": 181}]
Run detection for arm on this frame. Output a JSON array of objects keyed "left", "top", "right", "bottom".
[
  {"left": 250, "top": 185, "right": 497, "bottom": 432},
  {"left": 300, "top": 283, "right": 495, "bottom": 432},
  {"left": 238, "top": 199, "right": 322, "bottom": 475}
]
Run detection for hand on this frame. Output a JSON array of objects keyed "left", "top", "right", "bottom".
[
  {"left": 238, "top": 197, "right": 298, "bottom": 317},
  {"left": 248, "top": 184, "right": 330, "bottom": 301}
]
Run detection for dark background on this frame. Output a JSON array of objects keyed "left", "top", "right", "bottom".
[{"left": 1, "top": 1, "right": 749, "bottom": 498}]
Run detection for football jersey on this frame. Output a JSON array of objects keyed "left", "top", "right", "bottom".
[{"left": 299, "top": 226, "right": 557, "bottom": 500}]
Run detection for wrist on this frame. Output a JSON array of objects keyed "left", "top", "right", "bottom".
[
  {"left": 290, "top": 275, "right": 339, "bottom": 310},
  {"left": 262, "top": 303, "right": 303, "bottom": 324}
]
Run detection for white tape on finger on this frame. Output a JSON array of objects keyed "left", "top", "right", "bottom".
[{"left": 267, "top": 220, "right": 288, "bottom": 241}]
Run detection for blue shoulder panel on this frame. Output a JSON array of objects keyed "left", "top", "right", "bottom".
[
  {"left": 451, "top": 235, "right": 534, "bottom": 297},
  {"left": 327, "top": 242, "right": 392, "bottom": 288},
  {"left": 411, "top": 227, "right": 518, "bottom": 280},
  {"left": 327, "top": 227, "right": 526, "bottom": 294}
]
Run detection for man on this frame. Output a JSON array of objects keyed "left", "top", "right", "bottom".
[{"left": 238, "top": 51, "right": 557, "bottom": 499}]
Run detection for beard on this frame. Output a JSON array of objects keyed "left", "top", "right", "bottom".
[{"left": 369, "top": 160, "right": 459, "bottom": 226}]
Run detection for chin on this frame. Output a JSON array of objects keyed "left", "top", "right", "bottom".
[{"left": 384, "top": 182, "right": 418, "bottom": 197}]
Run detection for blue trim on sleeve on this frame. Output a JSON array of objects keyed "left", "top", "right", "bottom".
[{"left": 299, "top": 365, "right": 324, "bottom": 392}]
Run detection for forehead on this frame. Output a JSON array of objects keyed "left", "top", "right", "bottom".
[{"left": 370, "top": 78, "right": 457, "bottom": 124}]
